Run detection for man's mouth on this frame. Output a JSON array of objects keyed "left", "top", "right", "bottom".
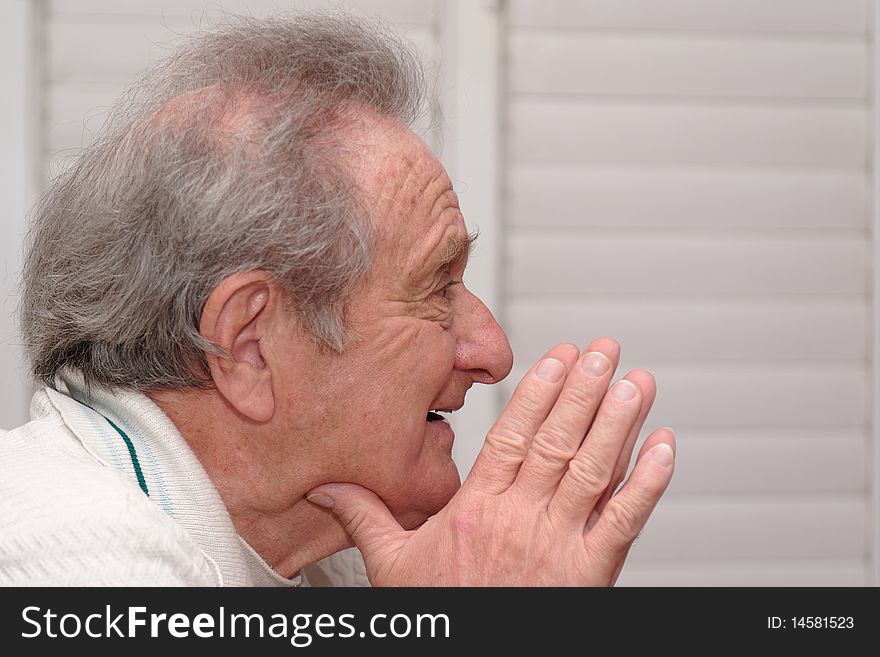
[
  {"left": 426, "top": 410, "right": 452, "bottom": 423},
  {"left": 425, "top": 407, "right": 458, "bottom": 449}
]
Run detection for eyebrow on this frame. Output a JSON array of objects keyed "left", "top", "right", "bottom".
[{"left": 438, "top": 230, "right": 479, "bottom": 270}]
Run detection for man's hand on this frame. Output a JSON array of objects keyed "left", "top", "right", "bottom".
[{"left": 307, "top": 337, "right": 675, "bottom": 585}]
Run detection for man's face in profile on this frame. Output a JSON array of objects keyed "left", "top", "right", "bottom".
[{"left": 273, "top": 113, "right": 513, "bottom": 527}]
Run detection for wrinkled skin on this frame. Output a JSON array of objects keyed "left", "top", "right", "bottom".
[{"left": 306, "top": 116, "right": 676, "bottom": 586}]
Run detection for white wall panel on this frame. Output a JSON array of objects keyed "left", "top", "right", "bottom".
[
  {"left": 48, "top": 0, "right": 435, "bottom": 24},
  {"left": 632, "top": 497, "right": 867, "bottom": 560},
  {"left": 507, "top": 300, "right": 867, "bottom": 365},
  {"left": 507, "top": 233, "right": 866, "bottom": 298},
  {"left": 48, "top": 21, "right": 435, "bottom": 84},
  {"left": 509, "top": 0, "right": 868, "bottom": 34},
  {"left": 47, "top": 22, "right": 199, "bottom": 83},
  {"left": 653, "top": 366, "right": 867, "bottom": 428},
  {"left": 511, "top": 34, "right": 867, "bottom": 99},
  {"left": 0, "top": 0, "right": 34, "bottom": 429},
  {"left": 666, "top": 430, "right": 867, "bottom": 494},
  {"left": 503, "top": 0, "right": 873, "bottom": 585},
  {"left": 508, "top": 168, "right": 868, "bottom": 230},
  {"left": 511, "top": 102, "right": 867, "bottom": 167}
]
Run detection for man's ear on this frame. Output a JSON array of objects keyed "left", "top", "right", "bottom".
[{"left": 200, "top": 270, "right": 281, "bottom": 423}]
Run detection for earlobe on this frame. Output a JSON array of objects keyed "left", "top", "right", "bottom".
[{"left": 201, "top": 272, "right": 278, "bottom": 423}]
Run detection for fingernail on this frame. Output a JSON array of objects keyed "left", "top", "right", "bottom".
[
  {"left": 307, "top": 493, "right": 335, "bottom": 508},
  {"left": 649, "top": 443, "right": 674, "bottom": 467},
  {"left": 581, "top": 351, "right": 610, "bottom": 377},
  {"left": 536, "top": 358, "right": 565, "bottom": 382},
  {"left": 610, "top": 379, "right": 637, "bottom": 401}
]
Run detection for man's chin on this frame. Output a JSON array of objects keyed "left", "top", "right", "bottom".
[{"left": 390, "top": 477, "right": 461, "bottom": 530}]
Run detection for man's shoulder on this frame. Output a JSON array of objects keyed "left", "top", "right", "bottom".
[
  {"left": 0, "top": 414, "right": 145, "bottom": 511},
  {"left": 0, "top": 418, "right": 220, "bottom": 586}
]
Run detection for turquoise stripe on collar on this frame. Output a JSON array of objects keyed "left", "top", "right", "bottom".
[
  {"left": 101, "top": 414, "right": 150, "bottom": 497},
  {"left": 74, "top": 395, "right": 150, "bottom": 498}
]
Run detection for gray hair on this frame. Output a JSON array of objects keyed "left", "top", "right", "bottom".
[{"left": 20, "top": 12, "right": 427, "bottom": 390}]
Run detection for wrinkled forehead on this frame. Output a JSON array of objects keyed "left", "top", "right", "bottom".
[
  {"left": 344, "top": 112, "right": 449, "bottom": 214},
  {"left": 342, "top": 111, "right": 463, "bottom": 253}
]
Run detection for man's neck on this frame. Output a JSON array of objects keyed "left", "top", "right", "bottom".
[{"left": 148, "top": 388, "right": 350, "bottom": 578}]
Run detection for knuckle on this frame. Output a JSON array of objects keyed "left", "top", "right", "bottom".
[
  {"left": 508, "top": 382, "right": 547, "bottom": 414},
  {"left": 493, "top": 386, "right": 552, "bottom": 433},
  {"left": 600, "top": 498, "right": 642, "bottom": 545},
  {"left": 485, "top": 423, "right": 530, "bottom": 460},
  {"left": 560, "top": 379, "right": 601, "bottom": 409},
  {"left": 566, "top": 453, "right": 611, "bottom": 496},
  {"left": 531, "top": 425, "right": 577, "bottom": 462},
  {"left": 515, "top": 387, "right": 550, "bottom": 417}
]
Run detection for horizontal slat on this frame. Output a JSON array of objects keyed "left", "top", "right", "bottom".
[
  {"left": 510, "top": 101, "right": 867, "bottom": 166},
  {"left": 47, "top": 21, "right": 436, "bottom": 83},
  {"left": 652, "top": 367, "right": 867, "bottom": 428},
  {"left": 48, "top": 0, "right": 436, "bottom": 25},
  {"left": 509, "top": 0, "right": 868, "bottom": 34},
  {"left": 617, "top": 558, "right": 868, "bottom": 586},
  {"left": 500, "top": 365, "right": 867, "bottom": 427},
  {"left": 511, "top": 34, "right": 867, "bottom": 99},
  {"left": 627, "top": 497, "right": 866, "bottom": 560},
  {"left": 506, "top": 234, "right": 866, "bottom": 298},
  {"left": 666, "top": 429, "right": 867, "bottom": 494},
  {"left": 506, "top": 300, "right": 867, "bottom": 365},
  {"left": 507, "top": 167, "right": 868, "bottom": 230}
]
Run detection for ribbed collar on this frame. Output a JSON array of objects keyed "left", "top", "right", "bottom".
[{"left": 44, "top": 371, "right": 301, "bottom": 587}]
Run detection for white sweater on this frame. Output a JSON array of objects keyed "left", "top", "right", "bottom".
[{"left": 0, "top": 373, "right": 368, "bottom": 587}]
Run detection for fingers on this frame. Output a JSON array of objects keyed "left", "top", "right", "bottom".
[
  {"left": 592, "top": 370, "right": 657, "bottom": 517},
  {"left": 548, "top": 372, "right": 644, "bottom": 520},
  {"left": 585, "top": 429, "right": 676, "bottom": 570},
  {"left": 511, "top": 338, "right": 621, "bottom": 501},
  {"left": 466, "top": 342, "right": 580, "bottom": 495},
  {"left": 307, "top": 483, "right": 408, "bottom": 571}
]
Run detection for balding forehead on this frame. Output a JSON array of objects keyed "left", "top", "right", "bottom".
[
  {"left": 350, "top": 140, "right": 450, "bottom": 229},
  {"left": 342, "top": 108, "right": 435, "bottom": 175},
  {"left": 143, "top": 85, "right": 266, "bottom": 143}
]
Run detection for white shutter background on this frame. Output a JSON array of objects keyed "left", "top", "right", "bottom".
[
  {"left": 504, "top": 0, "right": 876, "bottom": 586},
  {"left": 36, "top": 0, "right": 879, "bottom": 585}
]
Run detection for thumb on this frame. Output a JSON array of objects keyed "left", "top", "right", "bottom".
[{"left": 307, "top": 483, "right": 408, "bottom": 564}]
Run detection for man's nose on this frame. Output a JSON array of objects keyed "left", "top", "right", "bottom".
[{"left": 453, "top": 288, "right": 514, "bottom": 385}]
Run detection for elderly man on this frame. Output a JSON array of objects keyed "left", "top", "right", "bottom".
[{"left": 0, "top": 14, "right": 674, "bottom": 586}]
